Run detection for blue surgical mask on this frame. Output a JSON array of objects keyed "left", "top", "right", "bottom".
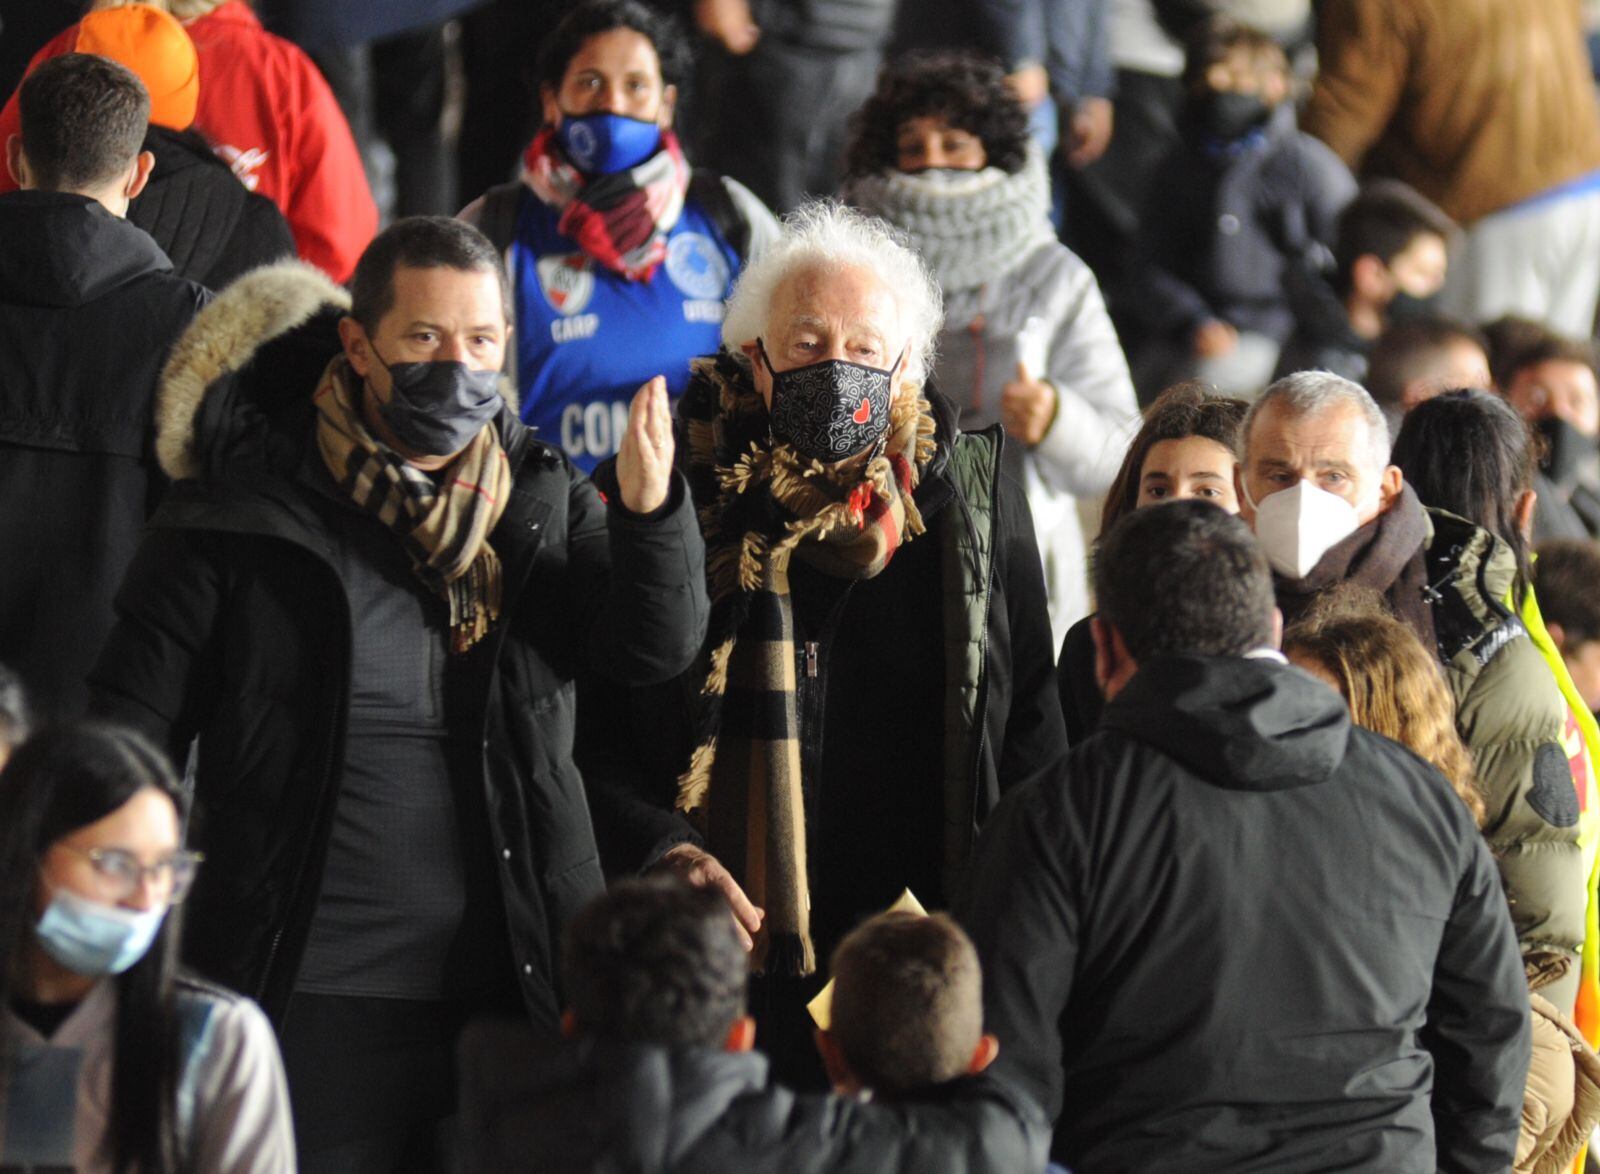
[
  {"left": 35, "top": 887, "right": 166, "bottom": 977},
  {"left": 556, "top": 111, "right": 662, "bottom": 174}
]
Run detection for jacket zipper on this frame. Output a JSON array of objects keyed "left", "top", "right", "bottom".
[{"left": 256, "top": 556, "right": 352, "bottom": 1010}]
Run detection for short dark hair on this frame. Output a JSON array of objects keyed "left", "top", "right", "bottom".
[
  {"left": 17, "top": 53, "right": 149, "bottom": 192},
  {"left": 536, "top": 0, "right": 691, "bottom": 95},
  {"left": 1365, "top": 316, "right": 1487, "bottom": 408},
  {"left": 1100, "top": 381, "right": 1248, "bottom": 535},
  {"left": 1392, "top": 389, "right": 1536, "bottom": 605},
  {"left": 829, "top": 912, "right": 982, "bottom": 1097},
  {"left": 1535, "top": 539, "right": 1600, "bottom": 647},
  {"left": 349, "top": 216, "right": 509, "bottom": 335},
  {"left": 1333, "top": 180, "right": 1457, "bottom": 292},
  {"left": 1182, "top": 16, "right": 1288, "bottom": 92},
  {"left": 562, "top": 877, "right": 747, "bottom": 1049},
  {"left": 1500, "top": 332, "right": 1599, "bottom": 388},
  {"left": 1482, "top": 315, "right": 1563, "bottom": 391},
  {"left": 844, "top": 51, "right": 1031, "bottom": 178},
  {"left": 1095, "top": 500, "right": 1276, "bottom": 660}
]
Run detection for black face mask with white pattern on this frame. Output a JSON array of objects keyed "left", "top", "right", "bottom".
[{"left": 758, "top": 339, "right": 902, "bottom": 463}]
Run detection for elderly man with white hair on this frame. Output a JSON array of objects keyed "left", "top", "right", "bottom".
[
  {"left": 1239, "top": 370, "right": 1584, "bottom": 1008},
  {"left": 583, "top": 200, "right": 1069, "bottom": 1084}
]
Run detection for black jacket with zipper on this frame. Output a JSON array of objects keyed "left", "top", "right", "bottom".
[
  {"left": 579, "top": 374, "right": 1068, "bottom": 1081},
  {"left": 966, "top": 653, "right": 1531, "bottom": 1172},
  {"left": 87, "top": 262, "right": 709, "bottom": 1028}
]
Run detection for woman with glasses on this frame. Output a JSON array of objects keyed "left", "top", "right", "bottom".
[{"left": 0, "top": 723, "right": 294, "bottom": 1172}]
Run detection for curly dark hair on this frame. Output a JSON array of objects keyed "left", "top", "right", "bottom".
[{"left": 844, "top": 51, "right": 1031, "bottom": 178}]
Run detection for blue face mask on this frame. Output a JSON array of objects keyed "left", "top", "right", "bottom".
[
  {"left": 556, "top": 111, "right": 662, "bottom": 174},
  {"left": 35, "top": 887, "right": 166, "bottom": 977}
]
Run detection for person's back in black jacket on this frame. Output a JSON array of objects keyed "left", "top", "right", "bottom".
[
  {"left": 0, "top": 189, "right": 208, "bottom": 717},
  {"left": 129, "top": 124, "right": 294, "bottom": 290},
  {"left": 967, "top": 652, "right": 1531, "bottom": 1172},
  {"left": 968, "top": 500, "right": 1529, "bottom": 1173}
]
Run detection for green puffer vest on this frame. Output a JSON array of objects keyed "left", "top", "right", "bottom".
[{"left": 939, "top": 426, "right": 1001, "bottom": 902}]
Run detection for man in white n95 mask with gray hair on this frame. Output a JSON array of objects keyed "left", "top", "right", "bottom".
[{"left": 1238, "top": 369, "right": 1585, "bottom": 1011}]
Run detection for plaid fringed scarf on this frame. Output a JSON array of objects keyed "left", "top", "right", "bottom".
[
  {"left": 675, "top": 353, "right": 938, "bottom": 976},
  {"left": 522, "top": 126, "right": 689, "bottom": 281},
  {"left": 314, "top": 357, "right": 512, "bottom": 653}
]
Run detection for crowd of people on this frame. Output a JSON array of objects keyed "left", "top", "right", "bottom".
[{"left": 7, "top": 0, "right": 1600, "bottom": 1171}]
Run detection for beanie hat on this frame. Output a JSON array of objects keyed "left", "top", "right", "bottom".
[{"left": 76, "top": 4, "right": 199, "bottom": 131}]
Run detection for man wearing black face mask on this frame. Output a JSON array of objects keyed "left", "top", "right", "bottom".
[
  {"left": 1136, "top": 16, "right": 1355, "bottom": 399},
  {"left": 87, "top": 216, "right": 709, "bottom": 1171},
  {"left": 1276, "top": 180, "right": 1459, "bottom": 386},
  {"left": 1501, "top": 332, "right": 1600, "bottom": 543},
  {"left": 578, "top": 202, "right": 1068, "bottom": 1089}
]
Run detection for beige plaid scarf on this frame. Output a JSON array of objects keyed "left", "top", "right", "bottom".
[
  {"left": 314, "top": 357, "right": 512, "bottom": 653},
  {"left": 675, "top": 353, "right": 937, "bottom": 975}
]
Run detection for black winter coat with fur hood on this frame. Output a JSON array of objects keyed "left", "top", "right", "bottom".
[{"left": 87, "top": 262, "right": 709, "bottom": 1027}]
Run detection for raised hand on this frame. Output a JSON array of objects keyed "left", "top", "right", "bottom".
[
  {"left": 1001, "top": 360, "right": 1058, "bottom": 447},
  {"left": 615, "top": 376, "right": 673, "bottom": 515}
]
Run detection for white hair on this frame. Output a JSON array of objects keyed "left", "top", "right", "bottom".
[
  {"left": 1243, "top": 370, "right": 1392, "bottom": 474},
  {"left": 721, "top": 200, "right": 943, "bottom": 387}
]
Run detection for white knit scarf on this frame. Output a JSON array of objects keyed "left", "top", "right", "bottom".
[{"left": 842, "top": 143, "right": 1058, "bottom": 293}]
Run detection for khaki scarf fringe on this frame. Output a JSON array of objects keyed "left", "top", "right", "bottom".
[
  {"left": 313, "top": 357, "right": 512, "bottom": 653},
  {"left": 673, "top": 353, "right": 935, "bottom": 975}
]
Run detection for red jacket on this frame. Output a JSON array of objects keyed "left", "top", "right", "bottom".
[{"left": 0, "top": 2, "right": 375, "bottom": 281}]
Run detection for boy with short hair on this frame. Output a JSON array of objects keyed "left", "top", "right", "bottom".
[
  {"left": 1277, "top": 180, "right": 1458, "bottom": 382},
  {"left": 457, "top": 879, "right": 1048, "bottom": 1173},
  {"left": 1138, "top": 16, "right": 1356, "bottom": 398},
  {"left": 1500, "top": 332, "right": 1600, "bottom": 541},
  {"left": 816, "top": 912, "right": 998, "bottom": 1099},
  {"left": 1364, "top": 316, "right": 1492, "bottom": 433}
]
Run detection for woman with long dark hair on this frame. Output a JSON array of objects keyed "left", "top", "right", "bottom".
[{"left": 0, "top": 723, "right": 292, "bottom": 1172}]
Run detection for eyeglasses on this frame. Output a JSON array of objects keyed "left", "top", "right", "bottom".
[{"left": 56, "top": 845, "right": 204, "bottom": 905}]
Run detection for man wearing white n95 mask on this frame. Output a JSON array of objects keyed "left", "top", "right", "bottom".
[{"left": 1239, "top": 370, "right": 1584, "bottom": 1010}]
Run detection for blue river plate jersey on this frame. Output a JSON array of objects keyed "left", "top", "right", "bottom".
[{"left": 511, "top": 192, "right": 741, "bottom": 472}]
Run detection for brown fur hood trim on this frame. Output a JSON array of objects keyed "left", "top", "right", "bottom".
[{"left": 156, "top": 261, "right": 348, "bottom": 481}]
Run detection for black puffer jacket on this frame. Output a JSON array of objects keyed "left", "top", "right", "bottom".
[
  {"left": 0, "top": 191, "right": 207, "bottom": 718},
  {"left": 129, "top": 125, "right": 295, "bottom": 290},
  {"left": 88, "top": 262, "right": 709, "bottom": 1027},
  {"left": 967, "top": 654, "right": 1532, "bottom": 1172},
  {"left": 457, "top": 1024, "right": 1051, "bottom": 1173}
]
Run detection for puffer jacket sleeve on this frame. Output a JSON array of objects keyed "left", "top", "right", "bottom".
[
  {"left": 1027, "top": 246, "right": 1139, "bottom": 499},
  {"left": 1454, "top": 632, "right": 1588, "bottom": 982},
  {"left": 578, "top": 460, "right": 710, "bottom": 686},
  {"left": 87, "top": 525, "right": 227, "bottom": 767},
  {"left": 989, "top": 470, "right": 1072, "bottom": 801},
  {"left": 686, "top": 1073, "right": 1052, "bottom": 1173},
  {"left": 1422, "top": 829, "right": 1533, "bottom": 1172}
]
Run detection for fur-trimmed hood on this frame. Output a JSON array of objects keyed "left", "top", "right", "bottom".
[
  {"left": 157, "top": 260, "right": 348, "bottom": 482},
  {"left": 156, "top": 260, "right": 521, "bottom": 486}
]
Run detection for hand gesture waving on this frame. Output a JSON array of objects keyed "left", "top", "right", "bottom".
[{"left": 615, "top": 376, "right": 674, "bottom": 515}]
